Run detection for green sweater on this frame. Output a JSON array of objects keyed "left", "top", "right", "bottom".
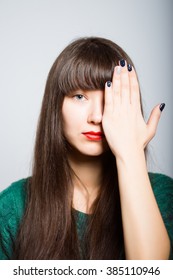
[{"left": 0, "top": 173, "right": 173, "bottom": 260}]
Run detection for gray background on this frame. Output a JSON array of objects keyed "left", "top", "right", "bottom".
[{"left": 0, "top": 0, "right": 173, "bottom": 191}]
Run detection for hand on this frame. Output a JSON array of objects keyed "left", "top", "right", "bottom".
[{"left": 102, "top": 60, "right": 164, "bottom": 161}]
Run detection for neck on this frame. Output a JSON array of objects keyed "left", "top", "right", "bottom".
[
  {"left": 69, "top": 151, "right": 104, "bottom": 190},
  {"left": 68, "top": 150, "right": 104, "bottom": 213}
]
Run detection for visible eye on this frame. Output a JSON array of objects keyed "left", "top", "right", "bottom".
[{"left": 73, "top": 94, "right": 86, "bottom": 101}]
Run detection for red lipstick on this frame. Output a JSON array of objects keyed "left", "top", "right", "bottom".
[{"left": 82, "top": 131, "right": 104, "bottom": 141}]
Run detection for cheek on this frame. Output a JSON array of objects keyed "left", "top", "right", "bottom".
[
  {"left": 62, "top": 101, "right": 86, "bottom": 135},
  {"left": 62, "top": 100, "right": 86, "bottom": 129}
]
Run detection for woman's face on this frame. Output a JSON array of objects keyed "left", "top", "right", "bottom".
[{"left": 62, "top": 89, "right": 109, "bottom": 157}]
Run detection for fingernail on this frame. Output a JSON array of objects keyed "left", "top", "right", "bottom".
[
  {"left": 120, "top": 59, "right": 125, "bottom": 67},
  {"left": 127, "top": 64, "right": 132, "bottom": 72},
  {"left": 159, "top": 103, "right": 165, "bottom": 112},
  {"left": 107, "top": 81, "right": 111, "bottom": 87}
]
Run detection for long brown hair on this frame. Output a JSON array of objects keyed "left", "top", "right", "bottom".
[{"left": 14, "top": 37, "right": 143, "bottom": 259}]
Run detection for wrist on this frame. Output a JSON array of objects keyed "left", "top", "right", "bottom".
[{"left": 115, "top": 148, "right": 146, "bottom": 169}]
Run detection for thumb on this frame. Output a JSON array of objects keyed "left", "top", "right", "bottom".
[{"left": 146, "top": 103, "right": 165, "bottom": 140}]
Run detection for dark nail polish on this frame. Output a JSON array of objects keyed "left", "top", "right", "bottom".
[
  {"left": 127, "top": 64, "right": 132, "bottom": 72},
  {"left": 159, "top": 103, "right": 165, "bottom": 112},
  {"left": 107, "top": 81, "right": 111, "bottom": 87},
  {"left": 120, "top": 59, "right": 125, "bottom": 67}
]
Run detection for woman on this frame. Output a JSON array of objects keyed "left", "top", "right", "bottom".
[{"left": 0, "top": 37, "right": 173, "bottom": 259}]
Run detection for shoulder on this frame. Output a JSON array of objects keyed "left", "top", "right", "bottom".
[
  {"left": 148, "top": 172, "right": 173, "bottom": 200},
  {"left": 148, "top": 172, "right": 173, "bottom": 211},
  {"left": 0, "top": 178, "right": 29, "bottom": 259},
  {"left": 0, "top": 177, "right": 28, "bottom": 200},
  {"left": 149, "top": 172, "right": 173, "bottom": 259},
  {"left": 148, "top": 172, "right": 173, "bottom": 187},
  {"left": 0, "top": 178, "right": 29, "bottom": 221}
]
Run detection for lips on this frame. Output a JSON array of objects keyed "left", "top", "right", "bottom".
[
  {"left": 83, "top": 131, "right": 104, "bottom": 136},
  {"left": 82, "top": 131, "right": 104, "bottom": 141}
]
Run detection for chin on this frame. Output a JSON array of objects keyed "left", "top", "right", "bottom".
[
  {"left": 65, "top": 140, "right": 109, "bottom": 158},
  {"left": 67, "top": 146, "right": 105, "bottom": 158},
  {"left": 78, "top": 145, "right": 110, "bottom": 157},
  {"left": 84, "top": 151, "right": 104, "bottom": 157}
]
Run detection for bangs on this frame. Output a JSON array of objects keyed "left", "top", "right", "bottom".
[
  {"left": 61, "top": 57, "right": 115, "bottom": 94},
  {"left": 57, "top": 40, "right": 123, "bottom": 95}
]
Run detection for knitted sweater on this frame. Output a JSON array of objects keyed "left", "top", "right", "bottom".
[{"left": 0, "top": 173, "right": 173, "bottom": 259}]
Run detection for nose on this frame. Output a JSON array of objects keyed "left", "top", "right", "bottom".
[{"left": 87, "top": 98, "right": 103, "bottom": 124}]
